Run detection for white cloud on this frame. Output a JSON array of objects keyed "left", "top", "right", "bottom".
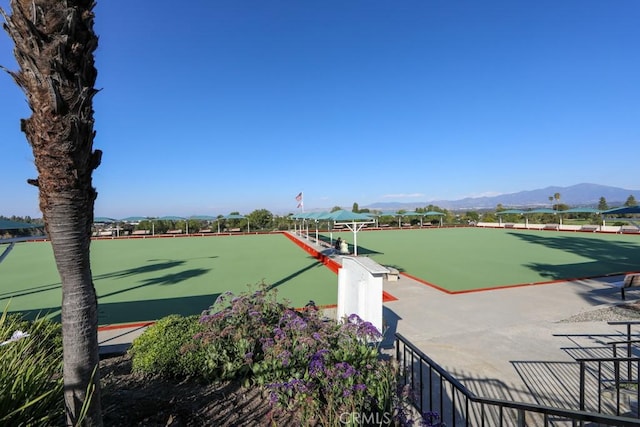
[
  {"left": 463, "top": 191, "right": 503, "bottom": 198},
  {"left": 381, "top": 193, "right": 425, "bottom": 199}
]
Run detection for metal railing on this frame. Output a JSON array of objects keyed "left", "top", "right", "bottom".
[
  {"left": 396, "top": 333, "right": 640, "bottom": 426},
  {"left": 576, "top": 356, "right": 640, "bottom": 418}
]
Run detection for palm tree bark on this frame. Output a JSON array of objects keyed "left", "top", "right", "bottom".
[{"left": 2, "top": 1, "right": 102, "bottom": 425}]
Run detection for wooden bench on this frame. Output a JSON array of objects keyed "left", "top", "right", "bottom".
[
  {"left": 543, "top": 224, "right": 559, "bottom": 231},
  {"left": 620, "top": 225, "right": 640, "bottom": 234},
  {"left": 580, "top": 225, "right": 599, "bottom": 232},
  {"left": 504, "top": 223, "right": 515, "bottom": 229},
  {"left": 621, "top": 274, "right": 640, "bottom": 300},
  {"left": 131, "top": 230, "right": 150, "bottom": 235},
  {"left": 165, "top": 229, "right": 183, "bottom": 234}
]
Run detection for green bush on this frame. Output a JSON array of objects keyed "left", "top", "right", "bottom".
[
  {"left": 130, "top": 314, "right": 206, "bottom": 378},
  {"left": 0, "top": 309, "right": 63, "bottom": 425}
]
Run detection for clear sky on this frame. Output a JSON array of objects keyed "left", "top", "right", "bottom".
[{"left": 1, "top": 1, "right": 639, "bottom": 218}]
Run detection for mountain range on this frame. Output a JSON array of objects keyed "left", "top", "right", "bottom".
[{"left": 365, "top": 183, "right": 640, "bottom": 211}]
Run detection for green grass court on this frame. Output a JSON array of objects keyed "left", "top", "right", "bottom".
[
  {"left": 337, "top": 227, "right": 640, "bottom": 291},
  {"left": 1, "top": 234, "right": 338, "bottom": 325},
  {"left": 2, "top": 228, "right": 640, "bottom": 325}
]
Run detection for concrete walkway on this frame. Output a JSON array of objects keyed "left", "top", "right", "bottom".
[
  {"left": 99, "top": 230, "right": 638, "bottom": 411},
  {"left": 287, "top": 231, "right": 639, "bottom": 410},
  {"left": 382, "top": 271, "right": 632, "bottom": 407}
]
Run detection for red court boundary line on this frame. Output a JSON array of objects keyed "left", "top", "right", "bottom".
[
  {"left": 283, "top": 232, "right": 341, "bottom": 273},
  {"left": 401, "top": 271, "right": 637, "bottom": 295},
  {"left": 283, "top": 233, "right": 397, "bottom": 303},
  {"left": 98, "top": 321, "right": 155, "bottom": 331}
]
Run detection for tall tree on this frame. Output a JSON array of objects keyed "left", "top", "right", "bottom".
[
  {"left": 2, "top": 1, "right": 103, "bottom": 425},
  {"left": 553, "top": 192, "right": 561, "bottom": 210},
  {"left": 624, "top": 195, "right": 638, "bottom": 207},
  {"left": 598, "top": 197, "right": 609, "bottom": 211},
  {"left": 352, "top": 202, "right": 359, "bottom": 213}
]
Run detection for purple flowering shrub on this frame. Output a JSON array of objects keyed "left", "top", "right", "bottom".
[
  {"left": 197, "top": 286, "right": 288, "bottom": 381},
  {"left": 196, "top": 285, "right": 441, "bottom": 426},
  {"left": 258, "top": 311, "right": 396, "bottom": 425}
]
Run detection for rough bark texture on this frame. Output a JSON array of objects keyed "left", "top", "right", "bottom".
[{"left": 2, "top": 1, "right": 102, "bottom": 425}]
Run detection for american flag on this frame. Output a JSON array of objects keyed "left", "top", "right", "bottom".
[{"left": 295, "top": 192, "right": 303, "bottom": 202}]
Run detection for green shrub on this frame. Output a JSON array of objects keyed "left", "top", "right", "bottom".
[
  {"left": 129, "top": 314, "right": 206, "bottom": 378},
  {"left": 0, "top": 308, "right": 63, "bottom": 425}
]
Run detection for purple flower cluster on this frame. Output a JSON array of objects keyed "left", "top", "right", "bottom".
[
  {"left": 334, "top": 361, "right": 358, "bottom": 379},
  {"left": 346, "top": 313, "right": 382, "bottom": 341},
  {"left": 309, "top": 349, "right": 329, "bottom": 375}
]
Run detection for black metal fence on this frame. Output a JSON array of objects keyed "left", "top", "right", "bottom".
[
  {"left": 576, "top": 356, "right": 640, "bottom": 418},
  {"left": 396, "top": 332, "right": 640, "bottom": 426}
]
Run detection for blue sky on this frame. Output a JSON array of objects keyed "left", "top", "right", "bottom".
[{"left": 1, "top": 1, "right": 639, "bottom": 218}]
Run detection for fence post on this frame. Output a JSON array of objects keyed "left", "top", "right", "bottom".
[{"left": 579, "top": 361, "right": 586, "bottom": 411}]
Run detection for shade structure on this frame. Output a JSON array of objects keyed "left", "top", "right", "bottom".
[
  {"left": 220, "top": 213, "right": 249, "bottom": 232},
  {"left": 401, "top": 211, "right": 438, "bottom": 227},
  {"left": 304, "top": 211, "right": 329, "bottom": 242},
  {"left": 496, "top": 209, "right": 525, "bottom": 215},
  {"left": 603, "top": 206, "right": 640, "bottom": 215},
  {"left": 328, "top": 210, "right": 375, "bottom": 255},
  {"left": 560, "top": 207, "right": 600, "bottom": 214},
  {"left": 422, "top": 211, "right": 445, "bottom": 226},
  {"left": 157, "top": 216, "right": 188, "bottom": 234},
  {"left": 94, "top": 217, "right": 118, "bottom": 223},
  {"left": 222, "top": 214, "right": 246, "bottom": 220},
  {"left": 521, "top": 208, "right": 557, "bottom": 227},
  {"left": 327, "top": 210, "right": 373, "bottom": 222},
  {"left": 189, "top": 215, "right": 218, "bottom": 221},
  {"left": 0, "top": 219, "right": 42, "bottom": 230},
  {"left": 121, "top": 216, "right": 147, "bottom": 222},
  {"left": 525, "top": 209, "right": 557, "bottom": 214}
]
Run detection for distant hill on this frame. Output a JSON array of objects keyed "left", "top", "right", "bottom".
[{"left": 365, "top": 183, "right": 640, "bottom": 211}]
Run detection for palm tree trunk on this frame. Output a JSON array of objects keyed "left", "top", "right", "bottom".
[{"left": 2, "top": 1, "right": 102, "bottom": 425}]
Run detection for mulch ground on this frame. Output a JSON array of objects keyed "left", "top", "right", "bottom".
[{"left": 99, "top": 353, "right": 297, "bottom": 426}]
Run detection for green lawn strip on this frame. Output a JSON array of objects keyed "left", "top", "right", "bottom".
[
  {"left": 328, "top": 228, "right": 640, "bottom": 292},
  {"left": 0, "top": 241, "right": 61, "bottom": 314},
  {"left": 1, "top": 234, "right": 337, "bottom": 324}
]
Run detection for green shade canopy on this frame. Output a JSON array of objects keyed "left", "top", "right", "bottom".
[
  {"left": 526, "top": 209, "right": 557, "bottom": 214},
  {"left": 291, "top": 212, "right": 313, "bottom": 220},
  {"left": 158, "top": 216, "right": 186, "bottom": 221},
  {"left": 560, "top": 207, "right": 600, "bottom": 214},
  {"left": 222, "top": 214, "right": 246, "bottom": 220},
  {"left": 496, "top": 209, "right": 525, "bottom": 215},
  {"left": 401, "top": 211, "right": 425, "bottom": 217},
  {"left": 327, "top": 210, "right": 374, "bottom": 221},
  {"left": 121, "top": 216, "right": 147, "bottom": 222},
  {"left": 94, "top": 217, "right": 118, "bottom": 223},
  {"left": 0, "top": 219, "right": 42, "bottom": 230},
  {"left": 423, "top": 211, "right": 445, "bottom": 216},
  {"left": 189, "top": 215, "right": 218, "bottom": 220}
]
